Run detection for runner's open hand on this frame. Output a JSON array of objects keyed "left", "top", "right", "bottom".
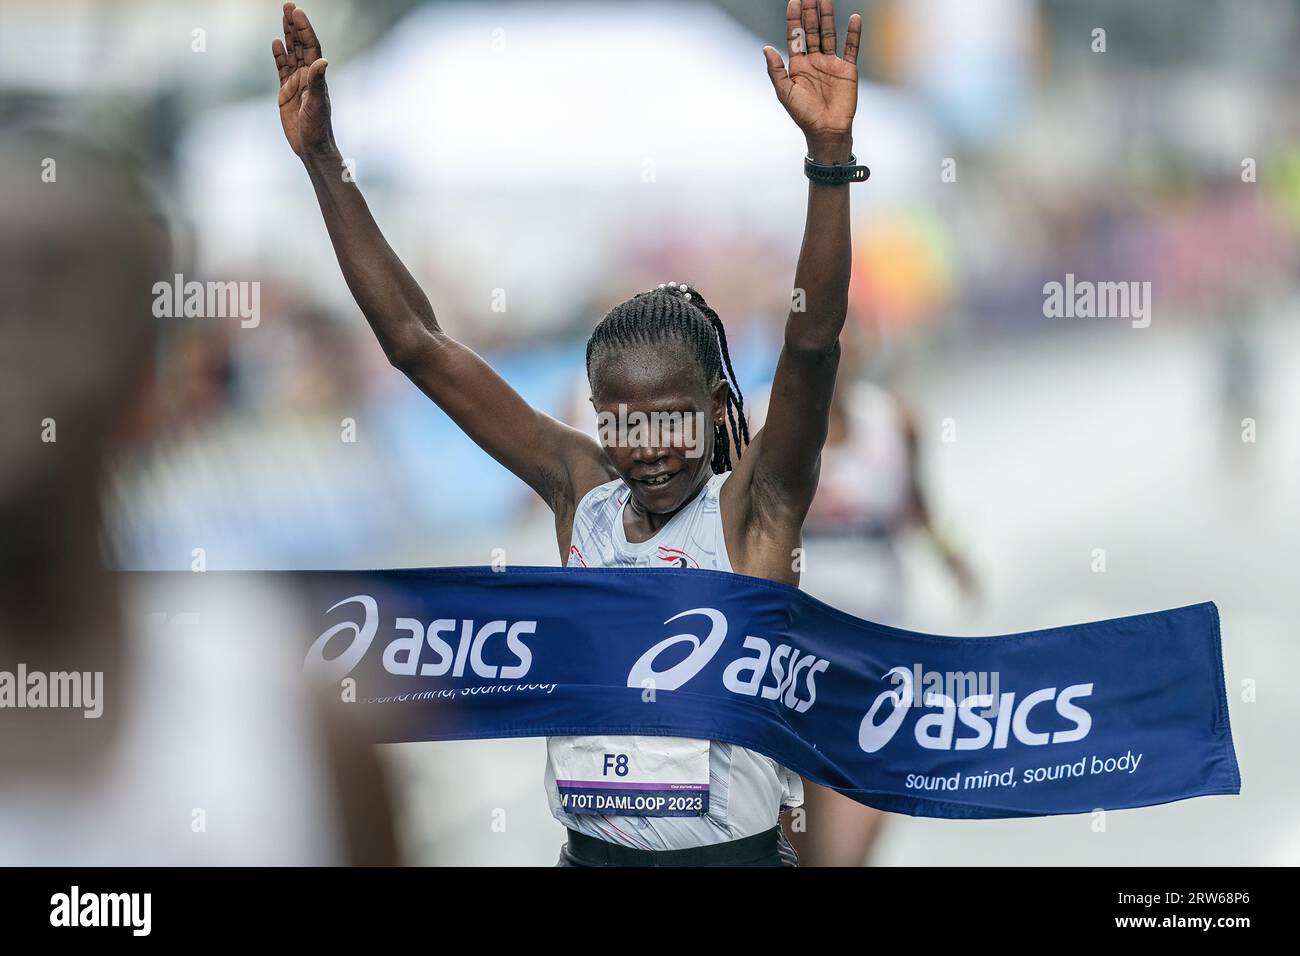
[
  {"left": 272, "top": 2, "right": 333, "bottom": 157},
  {"left": 763, "top": 0, "right": 861, "bottom": 162}
]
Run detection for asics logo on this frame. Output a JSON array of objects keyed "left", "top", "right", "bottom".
[
  {"left": 304, "top": 595, "right": 538, "bottom": 682},
  {"left": 626, "top": 608, "right": 727, "bottom": 691},
  {"left": 627, "top": 608, "right": 830, "bottom": 712},
  {"left": 858, "top": 666, "right": 915, "bottom": 753},
  {"left": 305, "top": 595, "right": 379, "bottom": 682},
  {"left": 857, "top": 665, "right": 1094, "bottom": 753}
]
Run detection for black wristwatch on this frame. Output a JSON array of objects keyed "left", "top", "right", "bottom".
[{"left": 804, "top": 154, "right": 870, "bottom": 186}]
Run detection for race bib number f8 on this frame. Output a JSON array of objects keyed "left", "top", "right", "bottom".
[{"left": 549, "top": 735, "right": 710, "bottom": 817}]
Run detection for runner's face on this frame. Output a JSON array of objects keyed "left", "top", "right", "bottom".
[{"left": 590, "top": 345, "right": 725, "bottom": 515}]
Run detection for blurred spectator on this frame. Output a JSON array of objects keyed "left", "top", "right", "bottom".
[{"left": 0, "top": 118, "right": 396, "bottom": 865}]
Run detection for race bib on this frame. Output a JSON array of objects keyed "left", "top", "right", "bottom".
[{"left": 549, "top": 735, "right": 710, "bottom": 817}]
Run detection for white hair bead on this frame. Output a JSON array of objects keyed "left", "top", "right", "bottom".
[{"left": 684, "top": 292, "right": 693, "bottom": 301}]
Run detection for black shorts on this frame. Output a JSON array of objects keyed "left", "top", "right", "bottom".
[{"left": 556, "top": 826, "right": 799, "bottom": 867}]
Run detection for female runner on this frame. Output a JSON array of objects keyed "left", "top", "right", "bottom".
[{"left": 274, "top": 0, "right": 863, "bottom": 866}]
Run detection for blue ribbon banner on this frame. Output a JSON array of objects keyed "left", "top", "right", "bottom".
[{"left": 208, "top": 567, "right": 1242, "bottom": 819}]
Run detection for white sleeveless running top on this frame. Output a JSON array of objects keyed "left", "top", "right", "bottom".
[{"left": 546, "top": 473, "right": 803, "bottom": 849}]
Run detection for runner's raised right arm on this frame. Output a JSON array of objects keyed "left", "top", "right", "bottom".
[{"left": 272, "top": 3, "right": 612, "bottom": 521}]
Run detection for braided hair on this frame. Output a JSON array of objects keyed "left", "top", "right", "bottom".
[{"left": 586, "top": 282, "right": 750, "bottom": 473}]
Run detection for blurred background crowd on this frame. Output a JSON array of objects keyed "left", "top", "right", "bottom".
[{"left": 2, "top": 0, "right": 1297, "bottom": 865}]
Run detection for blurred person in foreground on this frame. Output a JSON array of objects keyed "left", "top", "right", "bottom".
[
  {"left": 752, "top": 319, "right": 977, "bottom": 865},
  {"left": 0, "top": 118, "right": 396, "bottom": 864}
]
